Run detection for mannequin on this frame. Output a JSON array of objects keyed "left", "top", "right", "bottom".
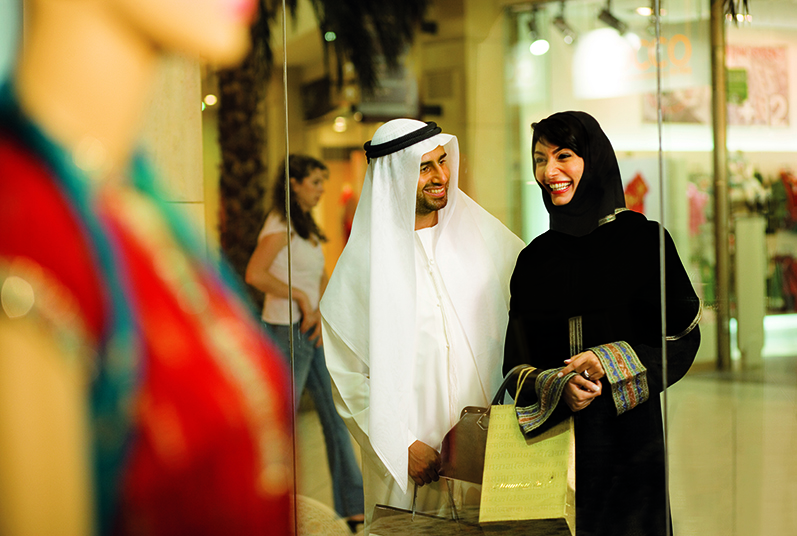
[{"left": 0, "top": 1, "right": 291, "bottom": 534}]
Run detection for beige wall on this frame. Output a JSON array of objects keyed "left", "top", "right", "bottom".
[
  {"left": 140, "top": 54, "right": 207, "bottom": 255},
  {"left": 201, "top": 111, "right": 222, "bottom": 251},
  {"left": 464, "top": 0, "right": 513, "bottom": 225}
]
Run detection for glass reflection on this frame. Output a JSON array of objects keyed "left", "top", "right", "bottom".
[{"left": 262, "top": 1, "right": 797, "bottom": 534}]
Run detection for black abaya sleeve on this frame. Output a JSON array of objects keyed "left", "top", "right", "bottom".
[
  {"left": 628, "top": 225, "right": 702, "bottom": 394},
  {"left": 634, "top": 327, "right": 701, "bottom": 394}
]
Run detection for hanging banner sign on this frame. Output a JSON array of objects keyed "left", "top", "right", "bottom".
[{"left": 726, "top": 45, "right": 789, "bottom": 126}]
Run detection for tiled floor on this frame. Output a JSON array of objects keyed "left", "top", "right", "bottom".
[
  {"left": 294, "top": 356, "right": 797, "bottom": 535},
  {"left": 668, "top": 356, "right": 797, "bottom": 536}
]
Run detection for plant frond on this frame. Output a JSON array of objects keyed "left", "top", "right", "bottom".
[{"left": 308, "top": 0, "right": 430, "bottom": 93}]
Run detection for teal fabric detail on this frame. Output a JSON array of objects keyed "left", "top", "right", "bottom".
[
  {"left": 515, "top": 367, "right": 577, "bottom": 435},
  {"left": 589, "top": 341, "right": 649, "bottom": 415}
]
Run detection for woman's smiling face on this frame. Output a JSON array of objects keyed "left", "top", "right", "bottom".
[{"left": 533, "top": 139, "right": 585, "bottom": 207}]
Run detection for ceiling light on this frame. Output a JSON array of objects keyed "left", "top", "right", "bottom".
[
  {"left": 635, "top": 6, "right": 666, "bottom": 17},
  {"left": 725, "top": 0, "right": 751, "bottom": 24},
  {"left": 530, "top": 39, "right": 550, "bottom": 55},
  {"left": 625, "top": 31, "right": 642, "bottom": 50},
  {"left": 552, "top": 1, "right": 577, "bottom": 45},
  {"left": 598, "top": 0, "right": 628, "bottom": 35},
  {"left": 528, "top": 6, "right": 550, "bottom": 56}
]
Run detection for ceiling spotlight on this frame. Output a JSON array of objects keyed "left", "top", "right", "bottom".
[
  {"left": 552, "top": 2, "right": 577, "bottom": 45},
  {"left": 636, "top": 6, "right": 667, "bottom": 17},
  {"left": 725, "top": 0, "right": 751, "bottom": 24},
  {"left": 599, "top": 0, "right": 628, "bottom": 35},
  {"left": 528, "top": 6, "right": 550, "bottom": 56},
  {"left": 333, "top": 116, "right": 347, "bottom": 133},
  {"left": 530, "top": 39, "right": 550, "bottom": 55}
]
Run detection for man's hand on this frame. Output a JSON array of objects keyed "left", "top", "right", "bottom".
[{"left": 408, "top": 441, "right": 441, "bottom": 486}]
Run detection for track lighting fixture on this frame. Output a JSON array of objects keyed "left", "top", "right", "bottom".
[
  {"left": 552, "top": 1, "right": 577, "bottom": 45},
  {"left": 528, "top": 6, "right": 550, "bottom": 56},
  {"left": 598, "top": 0, "right": 628, "bottom": 35}
]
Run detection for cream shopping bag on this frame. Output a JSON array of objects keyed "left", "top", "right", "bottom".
[{"left": 479, "top": 384, "right": 575, "bottom": 534}]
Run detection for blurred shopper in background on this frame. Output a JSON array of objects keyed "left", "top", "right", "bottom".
[{"left": 246, "top": 154, "right": 365, "bottom": 531}]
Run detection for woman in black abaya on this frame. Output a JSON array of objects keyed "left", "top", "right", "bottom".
[{"left": 503, "top": 111, "right": 701, "bottom": 536}]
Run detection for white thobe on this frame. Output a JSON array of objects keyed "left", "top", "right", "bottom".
[
  {"left": 323, "top": 227, "right": 491, "bottom": 532},
  {"left": 410, "top": 227, "right": 490, "bottom": 449}
]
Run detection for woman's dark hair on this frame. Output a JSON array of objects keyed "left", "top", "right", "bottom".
[
  {"left": 269, "top": 154, "right": 327, "bottom": 242},
  {"left": 531, "top": 114, "right": 588, "bottom": 161}
]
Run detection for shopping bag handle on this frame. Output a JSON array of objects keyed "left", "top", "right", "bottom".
[{"left": 491, "top": 364, "right": 538, "bottom": 406}]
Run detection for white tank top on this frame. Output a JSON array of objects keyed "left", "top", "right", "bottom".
[{"left": 258, "top": 211, "right": 325, "bottom": 325}]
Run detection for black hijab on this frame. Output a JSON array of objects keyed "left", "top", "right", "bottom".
[{"left": 532, "top": 111, "right": 626, "bottom": 237}]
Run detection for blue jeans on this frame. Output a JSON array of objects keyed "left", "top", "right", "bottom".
[{"left": 264, "top": 321, "right": 365, "bottom": 518}]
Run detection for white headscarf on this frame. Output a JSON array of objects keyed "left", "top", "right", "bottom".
[{"left": 321, "top": 119, "right": 524, "bottom": 492}]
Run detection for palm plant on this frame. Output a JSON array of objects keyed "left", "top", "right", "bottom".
[{"left": 217, "top": 0, "right": 430, "bottom": 299}]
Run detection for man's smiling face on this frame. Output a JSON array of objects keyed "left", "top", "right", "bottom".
[{"left": 416, "top": 145, "right": 450, "bottom": 217}]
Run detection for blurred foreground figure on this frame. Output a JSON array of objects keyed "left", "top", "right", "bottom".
[
  {"left": 320, "top": 119, "right": 524, "bottom": 531},
  {"left": 0, "top": 1, "right": 292, "bottom": 534}
]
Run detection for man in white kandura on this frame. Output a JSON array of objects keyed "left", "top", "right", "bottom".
[{"left": 320, "top": 119, "right": 525, "bottom": 530}]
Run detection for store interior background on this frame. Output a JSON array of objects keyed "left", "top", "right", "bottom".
[{"left": 2, "top": 0, "right": 795, "bottom": 535}]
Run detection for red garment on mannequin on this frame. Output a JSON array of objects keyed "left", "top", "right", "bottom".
[{"left": 0, "top": 136, "right": 293, "bottom": 535}]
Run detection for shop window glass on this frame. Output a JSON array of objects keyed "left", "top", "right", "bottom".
[{"left": 505, "top": 2, "right": 796, "bottom": 535}]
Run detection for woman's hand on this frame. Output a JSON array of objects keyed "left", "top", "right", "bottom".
[
  {"left": 293, "top": 291, "right": 322, "bottom": 347},
  {"left": 559, "top": 350, "right": 606, "bottom": 383},
  {"left": 294, "top": 289, "right": 312, "bottom": 320},
  {"left": 559, "top": 350, "right": 605, "bottom": 412},
  {"left": 291, "top": 291, "right": 320, "bottom": 346},
  {"left": 301, "top": 309, "right": 323, "bottom": 348},
  {"left": 562, "top": 375, "right": 602, "bottom": 411}
]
